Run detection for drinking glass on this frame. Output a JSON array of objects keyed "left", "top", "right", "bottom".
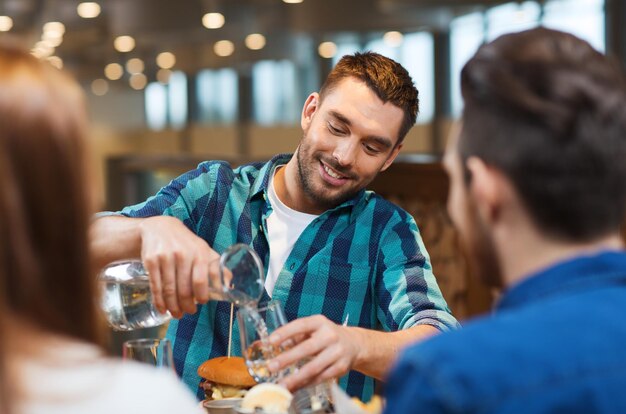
[
  {"left": 218, "top": 243, "right": 265, "bottom": 306},
  {"left": 238, "top": 302, "right": 333, "bottom": 413},
  {"left": 122, "top": 338, "right": 174, "bottom": 370},
  {"left": 238, "top": 300, "right": 294, "bottom": 383},
  {"left": 99, "top": 243, "right": 265, "bottom": 331}
]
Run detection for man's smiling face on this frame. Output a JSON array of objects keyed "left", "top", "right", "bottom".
[{"left": 294, "top": 77, "right": 404, "bottom": 214}]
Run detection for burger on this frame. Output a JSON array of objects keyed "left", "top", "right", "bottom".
[{"left": 197, "top": 356, "right": 257, "bottom": 401}]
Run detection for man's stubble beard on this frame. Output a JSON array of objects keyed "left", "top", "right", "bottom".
[
  {"left": 460, "top": 195, "right": 504, "bottom": 289},
  {"left": 295, "top": 133, "right": 361, "bottom": 211}
]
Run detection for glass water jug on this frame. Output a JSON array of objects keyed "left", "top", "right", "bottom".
[{"left": 99, "top": 243, "right": 265, "bottom": 331}]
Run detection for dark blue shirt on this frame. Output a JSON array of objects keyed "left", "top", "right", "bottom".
[{"left": 385, "top": 251, "right": 626, "bottom": 413}]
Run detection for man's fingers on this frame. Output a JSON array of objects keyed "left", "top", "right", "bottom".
[
  {"left": 160, "top": 254, "right": 181, "bottom": 318},
  {"left": 269, "top": 336, "right": 324, "bottom": 374},
  {"left": 207, "top": 256, "right": 223, "bottom": 292},
  {"left": 145, "top": 258, "right": 165, "bottom": 314},
  {"left": 139, "top": 217, "right": 221, "bottom": 317},
  {"left": 176, "top": 252, "right": 196, "bottom": 315},
  {"left": 280, "top": 346, "right": 338, "bottom": 391},
  {"left": 312, "top": 363, "right": 346, "bottom": 386},
  {"left": 192, "top": 258, "right": 210, "bottom": 303},
  {"left": 270, "top": 316, "right": 321, "bottom": 345}
]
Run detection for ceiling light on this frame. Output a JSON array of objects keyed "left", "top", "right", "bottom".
[
  {"left": 157, "top": 69, "right": 172, "bottom": 84},
  {"left": 47, "top": 56, "right": 63, "bottom": 69},
  {"left": 33, "top": 41, "right": 54, "bottom": 58},
  {"left": 43, "top": 22, "right": 65, "bottom": 36},
  {"left": 114, "top": 35, "right": 135, "bottom": 53},
  {"left": 77, "top": 2, "right": 101, "bottom": 19},
  {"left": 318, "top": 41, "right": 337, "bottom": 59},
  {"left": 156, "top": 52, "right": 176, "bottom": 69},
  {"left": 245, "top": 33, "right": 266, "bottom": 50},
  {"left": 383, "top": 31, "right": 404, "bottom": 47},
  {"left": 42, "top": 34, "right": 63, "bottom": 47},
  {"left": 91, "top": 78, "right": 109, "bottom": 96},
  {"left": 202, "top": 12, "right": 225, "bottom": 29},
  {"left": 42, "top": 29, "right": 63, "bottom": 42},
  {"left": 129, "top": 73, "right": 147, "bottom": 90},
  {"left": 283, "top": 0, "right": 304, "bottom": 3},
  {"left": 0, "top": 16, "right": 13, "bottom": 32},
  {"left": 214, "top": 40, "right": 234, "bottom": 57},
  {"left": 126, "top": 58, "right": 144, "bottom": 74},
  {"left": 104, "top": 63, "right": 123, "bottom": 80}
]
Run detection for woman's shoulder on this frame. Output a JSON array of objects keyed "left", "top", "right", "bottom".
[
  {"left": 18, "top": 339, "right": 203, "bottom": 414},
  {"left": 100, "top": 359, "right": 204, "bottom": 413}
]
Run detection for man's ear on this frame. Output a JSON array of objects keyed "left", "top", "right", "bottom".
[
  {"left": 301, "top": 93, "right": 320, "bottom": 131},
  {"left": 381, "top": 143, "right": 403, "bottom": 172},
  {"left": 466, "top": 157, "right": 502, "bottom": 222}
]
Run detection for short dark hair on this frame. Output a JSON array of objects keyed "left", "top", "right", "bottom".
[
  {"left": 320, "top": 51, "right": 419, "bottom": 144},
  {"left": 460, "top": 28, "right": 626, "bottom": 241}
]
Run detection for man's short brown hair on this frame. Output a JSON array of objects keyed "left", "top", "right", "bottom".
[{"left": 320, "top": 52, "right": 419, "bottom": 144}]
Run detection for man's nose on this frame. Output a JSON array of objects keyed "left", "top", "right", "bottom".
[{"left": 332, "top": 139, "right": 357, "bottom": 167}]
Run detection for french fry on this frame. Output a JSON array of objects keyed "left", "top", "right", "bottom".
[{"left": 351, "top": 395, "right": 383, "bottom": 414}]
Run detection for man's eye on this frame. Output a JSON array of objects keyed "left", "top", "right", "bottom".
[
  {"left": 328, "top": 123, "right": 344, "bottom": 135},
  {"left": 364, "top": 144, "right": 381, "bottom": 154}
]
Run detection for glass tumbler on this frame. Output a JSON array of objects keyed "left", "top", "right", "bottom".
[
  {"left": 122, "top": 338, "right": 174, "bottom": 370},
  {"left": 238, "top": 300, "right": 294, "bottom": 383}
]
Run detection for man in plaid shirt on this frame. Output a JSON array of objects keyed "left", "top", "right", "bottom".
[{"left": 91, "top": 52, "right": 458, "bottom": 401}]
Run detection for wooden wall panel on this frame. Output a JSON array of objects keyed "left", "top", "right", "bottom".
[{"left": 369, "top": 160, "right": 494, "bottom": 321}]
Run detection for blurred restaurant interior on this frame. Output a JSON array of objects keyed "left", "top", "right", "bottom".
[{"left": 2, "top": 0, "right": 624, "bottom": 326}]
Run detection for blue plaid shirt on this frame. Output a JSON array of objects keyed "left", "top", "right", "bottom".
[{"left": 120, "top": 153, "right": 459, "bottom": 401}]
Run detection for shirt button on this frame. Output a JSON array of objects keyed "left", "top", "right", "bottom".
[
  {"left": 259, "top": 225, "right": 263, "bottom": 232},
  {"left": 289, "top": 263, "right": 295, "bottom": 270}
]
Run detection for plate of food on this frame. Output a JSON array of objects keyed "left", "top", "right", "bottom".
[{"left": 198, "top": 356, "right": 257, "bottom": 413}]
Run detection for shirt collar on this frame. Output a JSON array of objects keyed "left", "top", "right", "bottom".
[
  {"left": 250, "top": 153, "right": 369, "bottom": 216},
  {"left": 497, "top": 250, "right": 626, "bottom": 312},
  {"left": 250, "top": 153, "right": 293, "bottom": 199}
]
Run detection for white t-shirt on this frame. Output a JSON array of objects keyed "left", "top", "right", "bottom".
[
  {"left": 16, "top": 340, "right": 204, "bottom": 414},
  {"left": 265, "top": 167, "right": 319, "bottom": 296}
]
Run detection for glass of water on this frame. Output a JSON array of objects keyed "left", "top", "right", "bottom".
[
  {"left": 122, "top": 338, "right": 174, "bottom": 369},
  {"left": 238, "top": 300, "right": 294, "bottom": 383}
]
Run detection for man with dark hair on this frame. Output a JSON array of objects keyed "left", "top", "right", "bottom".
[
  {"left": 91, "top": 52, "right": 458, "bottom": 401},
  {"left": 385, "top": 28, "right": 626, "bottom": 413}
]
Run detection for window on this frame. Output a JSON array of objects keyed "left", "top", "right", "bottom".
[
  {"left": 145, "top": 82, "right": 168, "bottom": 131},
  {"left": 332, "top": 40, "right": 361, "bottom": 67},
  {"left": 196, "top": 68, "right": 238, "bottom": 124},
  {"left": 449, "top": 0, "right": 604, "bottom": 118},
  {"left": 365, "top": 37, "right": 400, "bottom": 62},
  {"left": 486, "top": 2, "right": 541, "bottom": 42},
  {"left": 400, "top": 32, "right": 434, "bottom": 123},
  {"left": 168, "top": 71, "right": 188, "bottom": 130},
  {"left": 450, "top": 12, "right": 485, "bottom": 117},
  {"left": 252, "top": 60, "right": 299, "bottom": 125},
  {"left": 542, "top": 0, "right": 605, "bottom": 52}
]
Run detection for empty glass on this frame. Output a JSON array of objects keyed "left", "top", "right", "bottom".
[
  {"left": 99, "top": 243, "right": 265, "bottom": 331},
  {"left": 122, "top": 338, "right": 174, "bottom": 369}
]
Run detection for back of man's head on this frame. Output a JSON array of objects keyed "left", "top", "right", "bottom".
[
  {"left": 460, "top": 27, "right": 626, "bottom": 242},
  {"left": 320, "top": 52, "right": 419, "bottom": 144}
]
